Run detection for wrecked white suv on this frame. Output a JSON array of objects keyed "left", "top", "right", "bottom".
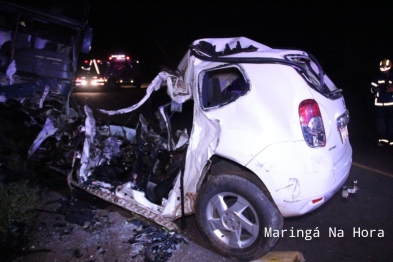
[{"left": 29, "top": 37, "right": 352, "bottom": 261}]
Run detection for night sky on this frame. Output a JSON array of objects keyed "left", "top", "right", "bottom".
[{"left": 86, "top": 1, "right": 393, "bottom": 87}]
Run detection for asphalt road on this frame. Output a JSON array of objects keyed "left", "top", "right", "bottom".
[{"left": 72, "top": 84, "right": 393, "bottom": 261}]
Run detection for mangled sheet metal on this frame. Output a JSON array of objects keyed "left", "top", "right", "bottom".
[
  {"left": 98, "top": 71, "right": 191, "bottom": 116},
  {"left": 93, "top": 38, "right": 266, "bottom": 216},
  {"left": 27, "top": 37, "right": 274, "bottom": 230},
  {"left": 96, "top": 59, "right": 222, "bottom": 219}
]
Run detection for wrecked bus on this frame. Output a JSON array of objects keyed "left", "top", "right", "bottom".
[
  {"left": 28, "top": 37, "right": 352, "bottom": 261},
  {"left": 0, "top": 0, "right": 92, "bottom": 116}
]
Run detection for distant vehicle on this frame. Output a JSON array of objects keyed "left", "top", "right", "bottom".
[
  {"left": 104, "top": 54, "right": 142, "bottom": 88},
  {"left": 74, "top": 59, "right": 105, "bottom": 92},
  {"left": 74, "top": 73, "right": 105, "bottom": 90}
]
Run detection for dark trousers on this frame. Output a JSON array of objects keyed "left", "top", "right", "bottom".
[{"left": 376, "top": 105, "right": 393, "bottom": 142}]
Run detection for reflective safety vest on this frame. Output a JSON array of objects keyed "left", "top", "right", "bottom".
[{"left": 371, "top": 73, "right": 393, "bottom": 106}]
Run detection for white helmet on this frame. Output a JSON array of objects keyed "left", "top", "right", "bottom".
[{"left": 380, "top": 59, "right": 391, "bottom": 71}]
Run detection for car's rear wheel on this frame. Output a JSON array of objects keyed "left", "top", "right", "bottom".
[{"left": 195, "top": 173, "right": 283, "bottom": 261}]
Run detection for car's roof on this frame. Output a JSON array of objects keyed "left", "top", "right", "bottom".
[
  {"left": 191, "top": 36, "right": 271, "bottom": 52},
  {"left": 177, "top": 37, "right": 308, "bottom": 71}
]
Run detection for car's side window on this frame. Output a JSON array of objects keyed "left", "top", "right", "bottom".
[{"left": 200, "top": 66, "right": 249, "bottom": 109}]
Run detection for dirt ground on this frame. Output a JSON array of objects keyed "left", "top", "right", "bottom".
[
  {"left": 3, "top": 175, "right": 232, "bottom": 262},
  {"left": 9, "top": 185, "right": 183, "bottom": 262}
]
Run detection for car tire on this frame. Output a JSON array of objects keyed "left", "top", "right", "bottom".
[{"left": 195, "top": 172, "right": 283, "bottom": 261}]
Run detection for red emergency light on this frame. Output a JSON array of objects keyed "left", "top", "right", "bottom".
[{"left": 109, "top": 54, "right": 130, "bottom": 61}]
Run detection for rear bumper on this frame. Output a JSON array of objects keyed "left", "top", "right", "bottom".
[
  {"left": 279, "top": 156, "right": 351, "bottom": 217},
  {"left": 280, "top": 142, "right": 352, "bottom": 217},
  {"left": 247, "top": 141, "right": 353, "bottom": 217}
]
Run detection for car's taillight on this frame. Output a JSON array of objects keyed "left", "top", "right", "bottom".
[{"left": 299, "top": 99, "right": 326, "bottom": 147}]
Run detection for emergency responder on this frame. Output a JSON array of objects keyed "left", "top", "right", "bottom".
[{"left": 370, "top": 58, "right": 393, "bottom": 146}]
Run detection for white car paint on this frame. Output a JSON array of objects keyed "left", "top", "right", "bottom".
[{"left": 93, "top": 36, "right": 352, "bottom": 220}]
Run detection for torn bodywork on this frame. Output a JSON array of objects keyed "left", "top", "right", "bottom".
[{"left": 26, "top": 70, "right": 193, "bottom": 230}]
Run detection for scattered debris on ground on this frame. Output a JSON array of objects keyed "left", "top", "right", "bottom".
[{"left": 1, "top": 187, "right": 189, "bottom": 262}]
